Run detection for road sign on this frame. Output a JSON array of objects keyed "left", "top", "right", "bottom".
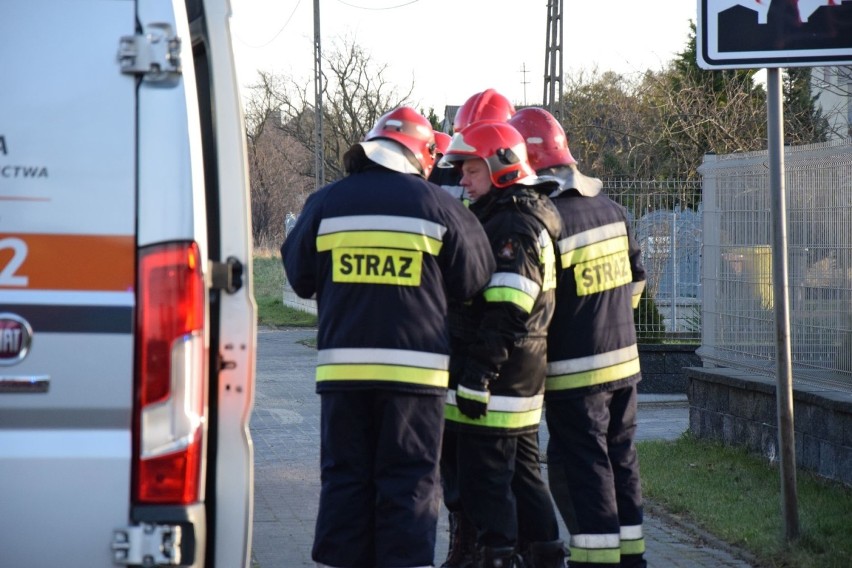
[{"left": 698, "top": 0, "right": 852, "bottom": 69}]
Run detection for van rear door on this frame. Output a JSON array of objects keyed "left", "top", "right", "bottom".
[
  {"left": 0, "top": 1, "right": 138, "bottom": 566},
  {"left": 1, "top": 1, "right": 256, "bottom": 566}
]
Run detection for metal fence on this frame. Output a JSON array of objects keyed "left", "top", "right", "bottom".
[
  {"left": 698, "top": 138, "right": 852, "bottom": 388},
  {"left": 603, "top": 179, "right": 703, "bottom": 341}
]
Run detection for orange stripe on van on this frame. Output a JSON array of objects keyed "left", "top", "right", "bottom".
[{"left": 0, "top": 234, "right": 135, "bottom": 291}]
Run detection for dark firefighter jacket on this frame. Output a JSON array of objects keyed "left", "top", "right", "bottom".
[
  {"left": 445, "top": 183, "right": 562, "bottom": 434},
  {"left": 545, "top": 180, "right": 647, "bottom": 399},
  {"left": 281, "top": 166, "right": 495, "bottom": 395}
]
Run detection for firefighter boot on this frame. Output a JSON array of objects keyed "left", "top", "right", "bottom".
[
  {"left": 476, "top": 545, "right": 524, "bottom": 568},
  {"left": 527, "top": 540, "right": 566, "bottom": 568},
  {"left": 441, "top": 511, "right": 476, "bottom": 568}
]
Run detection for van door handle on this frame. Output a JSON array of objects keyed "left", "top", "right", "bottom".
[{"left": 0, "top": 375, "right": 50, "bottom": 393}]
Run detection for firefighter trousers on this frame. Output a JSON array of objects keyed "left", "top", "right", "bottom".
[
  {"left": 456, "top": 429, "right": 560, "bottom": 550},
  {"left": 546, "top": 384, "right": 646, "bottom": 568},
  {"left": 312, "top": 390, "right": 444, "bottom": 568}
]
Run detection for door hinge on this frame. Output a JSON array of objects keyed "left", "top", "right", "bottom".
[
  {"left": 118, "top": 23, "right": 181, "bottom": 83},
  {"left": 112, "top": 523, "right": 182, "bottom": 566},
  {"left": 210, "top": 256, "right": 244, "bottom": 294}
]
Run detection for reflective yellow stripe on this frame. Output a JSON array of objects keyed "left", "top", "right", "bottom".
[
  {"left": 547, "top": 345, "right": 641, "bottom": 391},
  {"left": 548, "top": 345, "right": 638, "bottom": 375},
  {"left": 483, "top": 272, "right": 539, "bottom": 312},
  {"left": 317, "top": 231, "right": 443, "bottom": 255},
  {"left": 483, "top": 287, "right": 535, "bottom": 312},
  {"left": 567, "top": 546, "right": 621, "bottom": 564},
  {"left": 317, "top": 364, "right": 448, "bottom": 387},
  {"left": 559, "top": 222, "right": 626, "bottom": 255},
  {"left": 562, "top": 235, "right": 629, "bottom": 268},
  {"left": 569, "top": 533, "right": 621, "bottom": 564},
  {"left": 331, "top": 247, "right": 422, "bottom": 286},
  {"left": 316, "top": 348, "right": 449, "bottom": 387},
  {"left": 547, "top": 358, "right": 640, "bottom": 390},
  {"left": 317, "top": 215, "right": 446, "bottom": 254},
  {"left": 620, "top": 537, "right": 645, "bottom": 555},
  {"left": 445, "top": 391, "right": 543, "bottom": 429},
  {"left": 444, "top": 404, "right": 542, "bottom": 429}
]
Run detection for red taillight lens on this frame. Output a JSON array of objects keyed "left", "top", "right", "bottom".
[{"left": 134, "top": 242, "right": 207, "bottom": 504}]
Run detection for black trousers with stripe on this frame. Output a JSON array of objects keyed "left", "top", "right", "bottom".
[
  {"left": 545, "top": 384, "right": 646, "bottom": 568},
  {"left": 312, "top": 390, "right": 444, "bottom": 568}
]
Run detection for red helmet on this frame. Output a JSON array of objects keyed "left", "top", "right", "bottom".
[
  {"left": 442, "top": 121, "right": 535, "bottom": 188},
  {"left": 452, "top": 89, "right": 516, "bottom": 133},
  {"left": 433, "top": 131, "right": 452, "bottom": 156},
  {"left": 363, "top": 106, "right": 437, "bottom": 177},
  {"left": 508, "top": 107, "right": 577, "bottom": 170}
]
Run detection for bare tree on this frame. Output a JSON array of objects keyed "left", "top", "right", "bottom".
[
  {"left": 264, "top": 35, "right": 414, "bottom": 182},
  {"left": 640, "top": 65, "right": 767, "bottom": 180},
  {"left": 244, "top": 72, "right": 313, "bottom": 250},
  {"left": 242, "top": 36, "right": 414, "bottom": 248}
]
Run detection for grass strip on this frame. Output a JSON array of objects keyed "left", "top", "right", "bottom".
[
  {"left": 638, "top": 435, "right": 852, "bottom": 567},
  {"left": 253, "top": 254, "right": 318, "bottom": 328}
]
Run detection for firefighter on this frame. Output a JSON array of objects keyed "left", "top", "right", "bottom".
[
  {"left": 509, "top": 107, "right": 648, "bottom": 568},
  {"left": 434, "top": 89, "right": 518, "bottom": 568},
  {"left": 440, "top": 120, "right": 565, "bottom": 568},
  {"left": 281, "top": 106, "right": 495, "bottom": 568},
  {"left": 430, "top": 88, "right": 516, "bottom": 208}
]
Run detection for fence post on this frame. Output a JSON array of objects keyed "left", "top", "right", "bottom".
[{"left": 697, "top": 156, "right": 718, "bottom": 365}]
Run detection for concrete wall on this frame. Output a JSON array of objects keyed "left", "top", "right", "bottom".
[
  {"left": 282, "top": 280, "right": 317, "bottom": 315},
  {"left": 686, "top": 367, "right": 852, "bottom": 487},
  {"left": 639, "top": 345, "right": 700, "bottom": 394}
]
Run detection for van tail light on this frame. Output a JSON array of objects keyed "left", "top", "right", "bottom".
[{"left": 134, "top": 242, "right": 207, "bottom": 505}]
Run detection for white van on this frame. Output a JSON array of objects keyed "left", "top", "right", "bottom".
[{"left": 0, "top": 1, "right": 256, "bottom": 566}]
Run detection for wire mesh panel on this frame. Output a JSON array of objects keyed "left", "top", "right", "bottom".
[
  {"left": 698, "top": 139, "right": 852, "bottom": 387},
  {"left": 603, "top": 179, "right": 703, "bottom": 342}
]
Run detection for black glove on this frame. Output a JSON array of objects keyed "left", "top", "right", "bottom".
[{"left": 456, "top": 363, "right": 497, "bottom": 419}]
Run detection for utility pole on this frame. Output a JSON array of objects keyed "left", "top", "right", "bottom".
[
  {"left": 543, "top": 0, "right": 563, "bottom": 117},
  {"left": 520, "top": 63, "right": 530, "bottom": 106},
  {"left": 313, "top": 0, "right": 325, "bottom": 188}
]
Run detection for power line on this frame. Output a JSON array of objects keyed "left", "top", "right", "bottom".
[
  {"left": 334, "top": 0, "right": 419, "bottom": 10},
  {"left": 233, "top": 0, "right": 302, "bottom": 49}
]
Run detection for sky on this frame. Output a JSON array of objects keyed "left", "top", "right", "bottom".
[{"left": 229, "top": 1, "right": 698, "bottom": 118}]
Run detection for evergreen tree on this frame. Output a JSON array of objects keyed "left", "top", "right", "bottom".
[{"left": 783, "top": 67, "right": 830, "bottom": 144}]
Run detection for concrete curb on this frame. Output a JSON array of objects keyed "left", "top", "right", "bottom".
[{"left": 643, "top": 499, "right": 760, "bottom": 567}]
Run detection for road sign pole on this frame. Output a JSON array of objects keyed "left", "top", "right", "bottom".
[{"left": 766, "top": 67, "right": 800, "bottom": 542}]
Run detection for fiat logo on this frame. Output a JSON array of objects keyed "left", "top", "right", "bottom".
[{"left": 0, "top": 313, "right": 33, "bottom": 366}]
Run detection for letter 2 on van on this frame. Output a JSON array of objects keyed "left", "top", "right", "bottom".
[{"left": 0, "top": 1, "right": 257, "bottom": 566}]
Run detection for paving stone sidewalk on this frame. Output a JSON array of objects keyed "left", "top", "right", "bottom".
[{"left": 251, "top": 328, "right": 754, "bottom": 567}]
